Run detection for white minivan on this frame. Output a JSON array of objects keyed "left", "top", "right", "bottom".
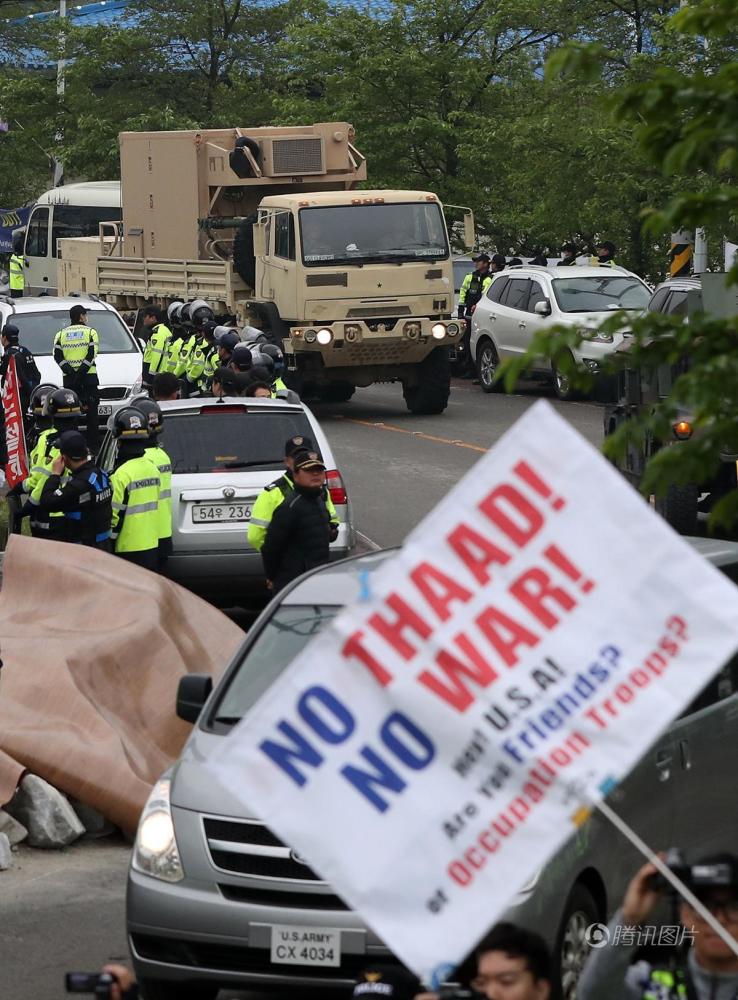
[{"left": 21, "top": 181, "right": 121, "bottom": 295}]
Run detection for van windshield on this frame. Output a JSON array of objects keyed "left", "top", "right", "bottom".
[
  {"left": 213, "top": 605, "right": 341, "bottom": 723},
  {"left": 161, "top": 409, "right": 314, "bottom": 474},
  {"left": 12, "top": 309, "right": 137, "bottom": 356}
]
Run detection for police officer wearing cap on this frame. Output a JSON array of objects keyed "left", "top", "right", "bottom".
[
  {"left": 141, "top": 306, "right": 172, "bottom": 387},
  {"left": 591, "top": 240, "right": 617, "bottom": 266},
  {"left": 36, "top": 430, "right": 113, "bottom": 549},
  {"left": 557, "top": 242, "right": 579, "bottom": 267},
  {"left": 53, "top": 304, "right": 101, "bottom": 450},
  {"left": 261, "top": 449, "right": 336, "bottom": 592},
  {"left": 110, "top": 406, "right": 161, "bottom": 570},
  {"left": 458, "top": 254, "right": 494, "bottom": 377},
  {"left": 1, "top": 323, "right": 40, "bottom": 415},
  {"left": 248, "top": 434, "right": 339, "bottom": 551}
]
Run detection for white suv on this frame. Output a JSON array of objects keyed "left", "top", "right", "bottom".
[{"left": 469, "top": 265, "right": 651, "bottom": 399}]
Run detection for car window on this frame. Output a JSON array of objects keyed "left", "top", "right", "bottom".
[
  {"left": 502, "top": 278, "right": 531, "bottom": 312},
  {"left": 274, "top": 212, "right": 296, "bottom": 261},
  {"left": 51, "top": 205, "right": 120, "bottom": 258},
  {"left": 527, "top": 281, "right": 548, "bottom": 313},
  {"left": 25, "top": 207, "right": 49, "bottom": 257},
  {"left": 552, "top": 275, "right": 651, "bottom": 313},
  {"left": 667, "top": 290, "right": 689, "bottom": 316},
  {"left": 160, "top": 409, "right": 314, "bottom": 474},
  {"left": 648, "top": 287, "right": 671, "bottom": 313},
  {"left": 210, "top": 605, "right": 341, "bottom": 725},
  {"left": 12, "top": 309, "right": 137, "bottom": 356},
  {"left": 487, "top": 276, "right": 510, "bottom": 303},
  {"left": 682, "top": 656, "right": 738, "bottom": 718}
]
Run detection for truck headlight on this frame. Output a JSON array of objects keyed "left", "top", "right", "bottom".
[
  {"left": 132, "top": 778, "right": 184, "bottom": 883},
  {"left": 317, "top": 328, "right": 333, "bottom": 345},
  {"left": 304, "top": 329, "right": 317, "bottom": 343},
  {"left": 446, "top": 322, "right": 460, "bottom": 337},
  {"left": 673, "top": 420, "right": 693, "bottom": 440},
  {"left": 431, "top": 323, "right": 446, "bottom": 339}
]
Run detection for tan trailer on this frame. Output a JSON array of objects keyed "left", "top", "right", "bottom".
[{"left": 58, "top": 122, "right": 474, "bottom": 413}]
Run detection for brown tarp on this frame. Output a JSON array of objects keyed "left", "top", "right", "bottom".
[{"left": 0, "top": 535, "right": 245, "bottom": 834}]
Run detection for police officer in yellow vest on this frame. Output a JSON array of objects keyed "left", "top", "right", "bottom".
[
  {"left": 578, "top": 854, "right": 738, "bottom": 1000},
  {"left": 110, "top": 406, "right": 161, "bottom": 571},
  {"left": 141, "top": 306, "right": 172, "bottom": 387},
  {"left": 248, "top": 434, "right": 339, "bottom": 551},
  {"left": 9, "top": 231, "right": 24, "bottom": 298},
  {"left": 26, "top": 387, "right": 83, "bottom": 539},
  {"left": 458, "top": 254, "right": 495, "bottom": 377},
  {"left": 133, "top": 396, "right": 173, "bottom": 572},
  {"left": 590, "top": 240, "right": 617, "bottom": 266},
  {"left": 53, "top": 304, "right": 100, "bottom": 450}
]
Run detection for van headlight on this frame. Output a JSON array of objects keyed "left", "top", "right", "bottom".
[
  {"left": 132, "top": 778, "right": 184, "bottom": 883},
  {"left": 127, "top": 376, "right": 143, "bottom": 397}
]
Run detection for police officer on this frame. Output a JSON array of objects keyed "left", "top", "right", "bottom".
[
  {"left": 4, "top": 382, "right": 57, "bottom": 535},
  {"left": 248, "top": 434, "right": 339, "bottom": 551},
  {"left": 1, "top": 323, "right": 40, "bottom": 414},
  {"left": 26, "top": 387, "right": 83, "bottom": 539},
  {"left": 259, "top": 344, "right": 288, "bottom": 392},
  {"left": 261, "top": 449, "right": 337, "bottom": 592},
  {"left": 36, "top": 430, "right": 113, "bottom": 549},
  {"left": 229, "top": 342, "right": 254, "bottom": 377},
  {"left": 591, "top": 240, "right": 617, "bottom": 266},
  {"left": 217, "top": 330, "right": 240, "bottom": 368},
  {"left": 458, "top": 254, "right": 493, "bottom": 378},
  {"left": 110, "top": 406, "right": 161, "bottom": 570},
  {"left": 133, "top": 397, "right": 173, "bottom": 571},
  {"left": 53, "top": 304, "right": 100, "bottom": 450},
  {"left": 557, "top": 242, "right": 579, "bottom": 267},
  {"left": 141, "top": 306, "right": 172, "bottom": 387},
  {"left": 162, "top": 301, "right": 186, "bottom": 377},
  {"left": 578, "top": 854, "right": 738, "bottom": 1000},
  {"left": 8, "top": 232, "right": 24, "bottom": 298}
]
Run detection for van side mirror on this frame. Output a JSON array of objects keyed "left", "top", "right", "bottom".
[
  {"left": 535, "top": 299, "right": 552, "bottom": 316},
  {"left": 253, "top": 222, "right": 267, "bottom": 258},
  {"left": 176, "top": 673, "right": 213, "bottom": 723}
]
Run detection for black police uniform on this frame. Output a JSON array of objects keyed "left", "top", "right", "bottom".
[
  {"left": 37, "top": 459, "right": 113, "bottom": 549},
  {"left": 261, "top": 484, "right": 333, "bottom": 592}
]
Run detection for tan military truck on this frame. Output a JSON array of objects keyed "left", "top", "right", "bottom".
[{"left": 57, "top": 122, "right": 474, "bottom": 413}]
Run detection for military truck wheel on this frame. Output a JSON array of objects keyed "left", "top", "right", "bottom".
[
  {"left": 319, "top": 383, "right": 355, "bottom": 403},
  {"left": 233, "top": 214, "right": 258, "bottom": 287},
  {"left": 403, "top": 347, "right": 451, "bottom": 415},
  {"left": 655, "top": 483, "right": 699, "bottom": 535}
]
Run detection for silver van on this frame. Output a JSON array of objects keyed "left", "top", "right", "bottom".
[{"left": 127, "top": 540, "right": 738, "bottom": 1000}]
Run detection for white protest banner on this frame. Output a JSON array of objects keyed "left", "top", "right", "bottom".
[{"left": 208, "top": 399, "right": 738, "bottom": 982}]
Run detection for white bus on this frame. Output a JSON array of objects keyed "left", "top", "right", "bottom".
[{"left": 22, "top": 180, "right": 121, "bottom": 295}]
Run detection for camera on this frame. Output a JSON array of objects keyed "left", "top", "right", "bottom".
[
  {"left": 648, "top": 848, "right": 738, "bottom": 893},
  {"left": 65, "top": 972, "right": 115, "bottom": 997}
]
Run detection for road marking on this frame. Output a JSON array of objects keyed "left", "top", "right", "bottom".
[
  {"left": 356, "top": 530, "right": 381, "bottom": 552},
  {"left": 333, "top": 416, "right": 488, "bottom": 454}
]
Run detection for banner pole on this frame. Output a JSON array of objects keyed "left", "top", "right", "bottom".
[{"left": 594, "top": 797, "right": 738, "bottom": 959}]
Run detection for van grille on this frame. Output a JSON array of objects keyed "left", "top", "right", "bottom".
[
  {"left": 271, "top": 137, "right": 324, "bottom": 176},
  {"left": 203, "top": 816, "right": 323, "bottom": 883}
]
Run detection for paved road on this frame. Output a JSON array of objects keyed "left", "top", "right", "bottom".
[
  {"left": 312, "top": 378, "right": 603, "bottom": 548},
  {"left": 3, "top": 380, "right": 603, "bottom": 1000}
]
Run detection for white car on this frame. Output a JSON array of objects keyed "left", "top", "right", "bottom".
[
  {"left": 0, "top": 295, "right": 143, "bottom": 418},
  {"left": 98, "top": 396, "right": 356, "bottom": 600},
  {"left": 470, "top": 264, "right": 651, "bottom": 399}
]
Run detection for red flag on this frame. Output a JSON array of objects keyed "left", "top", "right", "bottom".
[{"left": 2, "top": 355, "right": 29, "bottom": 488}]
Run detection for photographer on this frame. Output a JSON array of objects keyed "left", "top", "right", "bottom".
[
  {"left": 578, "top": 854, "right": 738, "bottom": 1000},
  {"left": 66, "top": 964, "right": 137, "bottom": 999}
]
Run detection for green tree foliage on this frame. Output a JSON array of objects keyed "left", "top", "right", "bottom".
[{"left": 505, "top": 0, "right": 738, "bottom": 527}]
